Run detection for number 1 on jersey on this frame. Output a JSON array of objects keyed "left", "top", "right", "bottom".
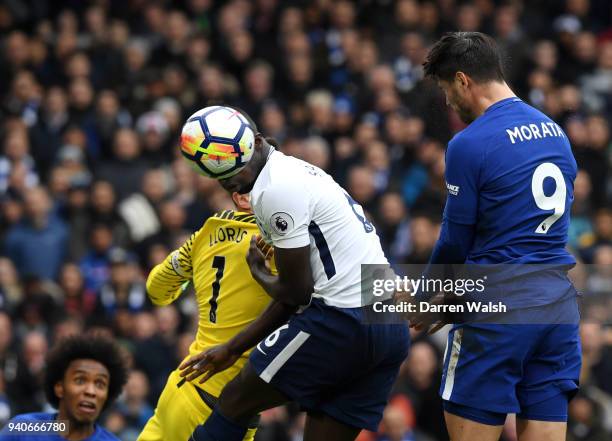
[{"left": 209, "top": 256, "right": 225, "bottom": 323}]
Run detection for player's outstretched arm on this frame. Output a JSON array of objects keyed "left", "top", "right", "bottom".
[{"left": 146, "top": 232, "right": 196, "bottom": 306}]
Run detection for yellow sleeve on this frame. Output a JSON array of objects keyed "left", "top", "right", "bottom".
[{"left": 146, "top": 231, "right": 197, "bottom": 306}]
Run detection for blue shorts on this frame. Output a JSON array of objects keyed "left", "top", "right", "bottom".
[
  {"left": 440, "top": 322, "right": 581, "bottom": 425},
  {"left": 249, "top": 298, "right": 410, "bottom": 431}
]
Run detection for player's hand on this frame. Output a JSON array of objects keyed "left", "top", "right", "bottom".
[
  {"left": 247, "top": 235, "right": 268, "bottom": 273},
  {"left": 255, "top": 234, "right": 274, "bottom": 260},
  {"left": 396, "top": 291, "right": 446, "bottom": 332},
  {"left": 178, "top": 344, "right": 240, "bottom": 384}
]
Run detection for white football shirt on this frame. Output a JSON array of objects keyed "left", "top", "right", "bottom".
[{"left": 250, "top": 150, "right": 388, "bottom": 308}]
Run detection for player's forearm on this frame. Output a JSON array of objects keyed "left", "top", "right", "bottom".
[
  {"left": 227, "top": 300, "right": 297, "bottom": 355},
  {"left": 250, "top": 263, "right": 310, "bottom": 306},
  {"left": 418, "top": 219, "right": 476, "bottom": 302},
  {"left": 146, "top": 252, "right": 190, "bottom": 305},
  {"left": 429, "top": 218, "right": 475, "bottom": 265}
]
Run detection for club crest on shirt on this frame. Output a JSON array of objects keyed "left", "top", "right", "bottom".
[{"left": 270, "top": 212, "right": 294, "bottom": 236}]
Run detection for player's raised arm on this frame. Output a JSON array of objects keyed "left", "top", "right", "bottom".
[
  {"left": 248, "top": 181, "right": 314, "bottom": 306},
  {"left": 146, "top": 230, "right": 197, "bottom": 306}
]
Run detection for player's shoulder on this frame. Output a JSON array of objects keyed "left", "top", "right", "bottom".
[
  {"left": 9, "top": 412, "right": 54, "bottom": 422},
  {"left": 447, "top": 128, "right": 484, "bottom": 158},
  {"left": 255, "top": 152, "right": 314, "bottom": 198},
  {"left": 204, "top": 210, "right": 258, "bottom": 227},
  {"left": 92, "top": 425, "right": 120, "bottom": 440},
  {"left": 266, "top": 151, "right": 310, "bottom": 182}
]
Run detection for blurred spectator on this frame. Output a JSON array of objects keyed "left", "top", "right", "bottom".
[
  {"left": 377, "top": 405, "right": 415, "bottom": 441},
  {"left": 0, "top": 311, "right": 17, "bottom": 386},
  {"left": 393, "top": 341, "right": 446, "bottom": 440},
  {"left": 96, "top": 128, "right": 148, "bottom": 200},
  {"left": 5, "top": 331, "right": 47, "bottom": 415},
  {"left": 0, "top": 370, "right": 10, "bottom": 426},
  {"left": 59, "top": 262, "right": 97, "bottom": 320},
  {"left": 89, "top": 180, "right": 131, "bottom": 248},
  {"left": 0, "top": 258, "right": 21, "bottom": 309},
  {"left": 578, "top": 209, "right": 612, "bottom": 263},
  {"left": 567, "top": 390, "right": 611, "bottom": 441},
  {"left": 405, "top": 216, "right": 438, "bottom": 265},
  {"left": 132, "top": 308, "right": 178, "bottom": 403},
  {"left": 110, "top": 370, "right": 154, "bottom": 440},
  {"left": 580, "top": 323, "right": 612, "bottom": 395},
  {"left": 0, "top": 125, "right": 38, "bottom": 194},
  {"left": 4, "top": 186, "right": 68, "bottom": 280},
  {"left": 79, "top": 223, "right": 114, "bottom": 293},
  {"left": 92, "top": 248, "right": 149, "bottom": 328},
  {"left": 377, "top": 193, "right": 411, "bottom": 264},
  {"left": 135, "top": 111, "right": 171, "bottom": 166}
]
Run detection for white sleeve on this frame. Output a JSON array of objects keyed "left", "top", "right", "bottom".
[{"left": 256, "top": 182, "right": 311, "bottom": 249}]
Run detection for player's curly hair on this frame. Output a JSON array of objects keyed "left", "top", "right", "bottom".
[
  {"left": 423, "top": 31, "right": 505, "bottom": 83},
  {"left": 44, "top": 334, "right": 129, "bottom": 410}
]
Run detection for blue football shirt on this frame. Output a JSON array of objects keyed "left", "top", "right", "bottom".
[
  {"left": 0, "top": 412, "right": 118, "bottom": 441},
  {"left": 445, "top": 97, "right": 577, "bottom": 264},
  {"left": 443, "top": 97, "right": 578, "bottom": 308}
]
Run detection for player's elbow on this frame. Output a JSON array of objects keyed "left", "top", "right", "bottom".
[
  {"left": 284, "top": 282, "right": 313, "bottom": 306},
  {"left": 145, "top": 281, "right": 175, "bottom": 306},
  {"left": 148, "top": 294, "right": 173, "bottom": 307}
]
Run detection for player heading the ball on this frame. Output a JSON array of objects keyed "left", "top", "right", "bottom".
[{"left": 178, "top": 107, "right": 410, "bottom": 441}]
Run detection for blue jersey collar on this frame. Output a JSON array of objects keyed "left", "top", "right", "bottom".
[{"left": 485, "top": 97, "right": 521, "bottom": 114}]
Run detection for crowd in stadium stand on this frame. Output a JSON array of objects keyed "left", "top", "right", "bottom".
[{"left": 0, "top": 1, "right": 610, "bottom": 440}]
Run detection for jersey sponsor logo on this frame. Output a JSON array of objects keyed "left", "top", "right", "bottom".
[
  {"left": 505, "top": 121, "right": 565, "bottom": 144},
  {"left": 446, "top": 182, "right": 460, "bottom": 196},
  {"left": 270, "top": 212, "right": 294, "bottom": 236}
]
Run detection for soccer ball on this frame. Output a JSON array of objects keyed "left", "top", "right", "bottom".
[{"left": 180, "top": 106, "right": 255, "bottom": 179}]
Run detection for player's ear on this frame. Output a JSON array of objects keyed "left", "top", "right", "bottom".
[
  {"left": 54, "top": 381, "right": 64, "bottom": 400},
  {"left": 254, "top": 133, "right": 265, "bottom": 150},
  {"left": 232, "top": 192, "right": 251, "bottom": 211},
  {"left": 456, "top": 71, "right": 469, "bottom": 89}
]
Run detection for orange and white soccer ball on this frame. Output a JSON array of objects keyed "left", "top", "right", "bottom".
[{"left": 180, "top": 106, "right": 256, "bottom": 179}]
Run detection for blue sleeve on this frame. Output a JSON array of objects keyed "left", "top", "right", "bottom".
[
  {"left": 416, "top": 219, "right": 475, "bottom": 302},
  {"left": 429, "top": 218, "right": 476, "bottom": 264},
  {"left": 443, "top": 135, "right": 482, "bottom": 225}
]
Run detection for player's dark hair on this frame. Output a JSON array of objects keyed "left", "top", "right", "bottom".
[
  {"left": 423, "top": 32, "right": 505, "bottom": 83},
  {"left": 44, "top": 334, "right": 129, "bottom": 410}
]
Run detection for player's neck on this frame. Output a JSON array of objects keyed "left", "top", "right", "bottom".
[
  {"left": 63, "top": 421, "right": 95, "bottom": 441},
  {"left": 474, "top": 81, "right": 516, "bottom": 117},
  {"left": 56, "top": 409, "right": 95, "bottom": 440}
]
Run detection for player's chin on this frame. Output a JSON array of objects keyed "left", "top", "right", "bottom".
[{"left": 72, "top": 406, "right": 101, "bottom": 424}]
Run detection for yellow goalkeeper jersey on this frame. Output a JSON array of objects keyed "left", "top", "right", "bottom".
[{"left": 146, "top": 210, "right": 272, "bottom": 397}]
